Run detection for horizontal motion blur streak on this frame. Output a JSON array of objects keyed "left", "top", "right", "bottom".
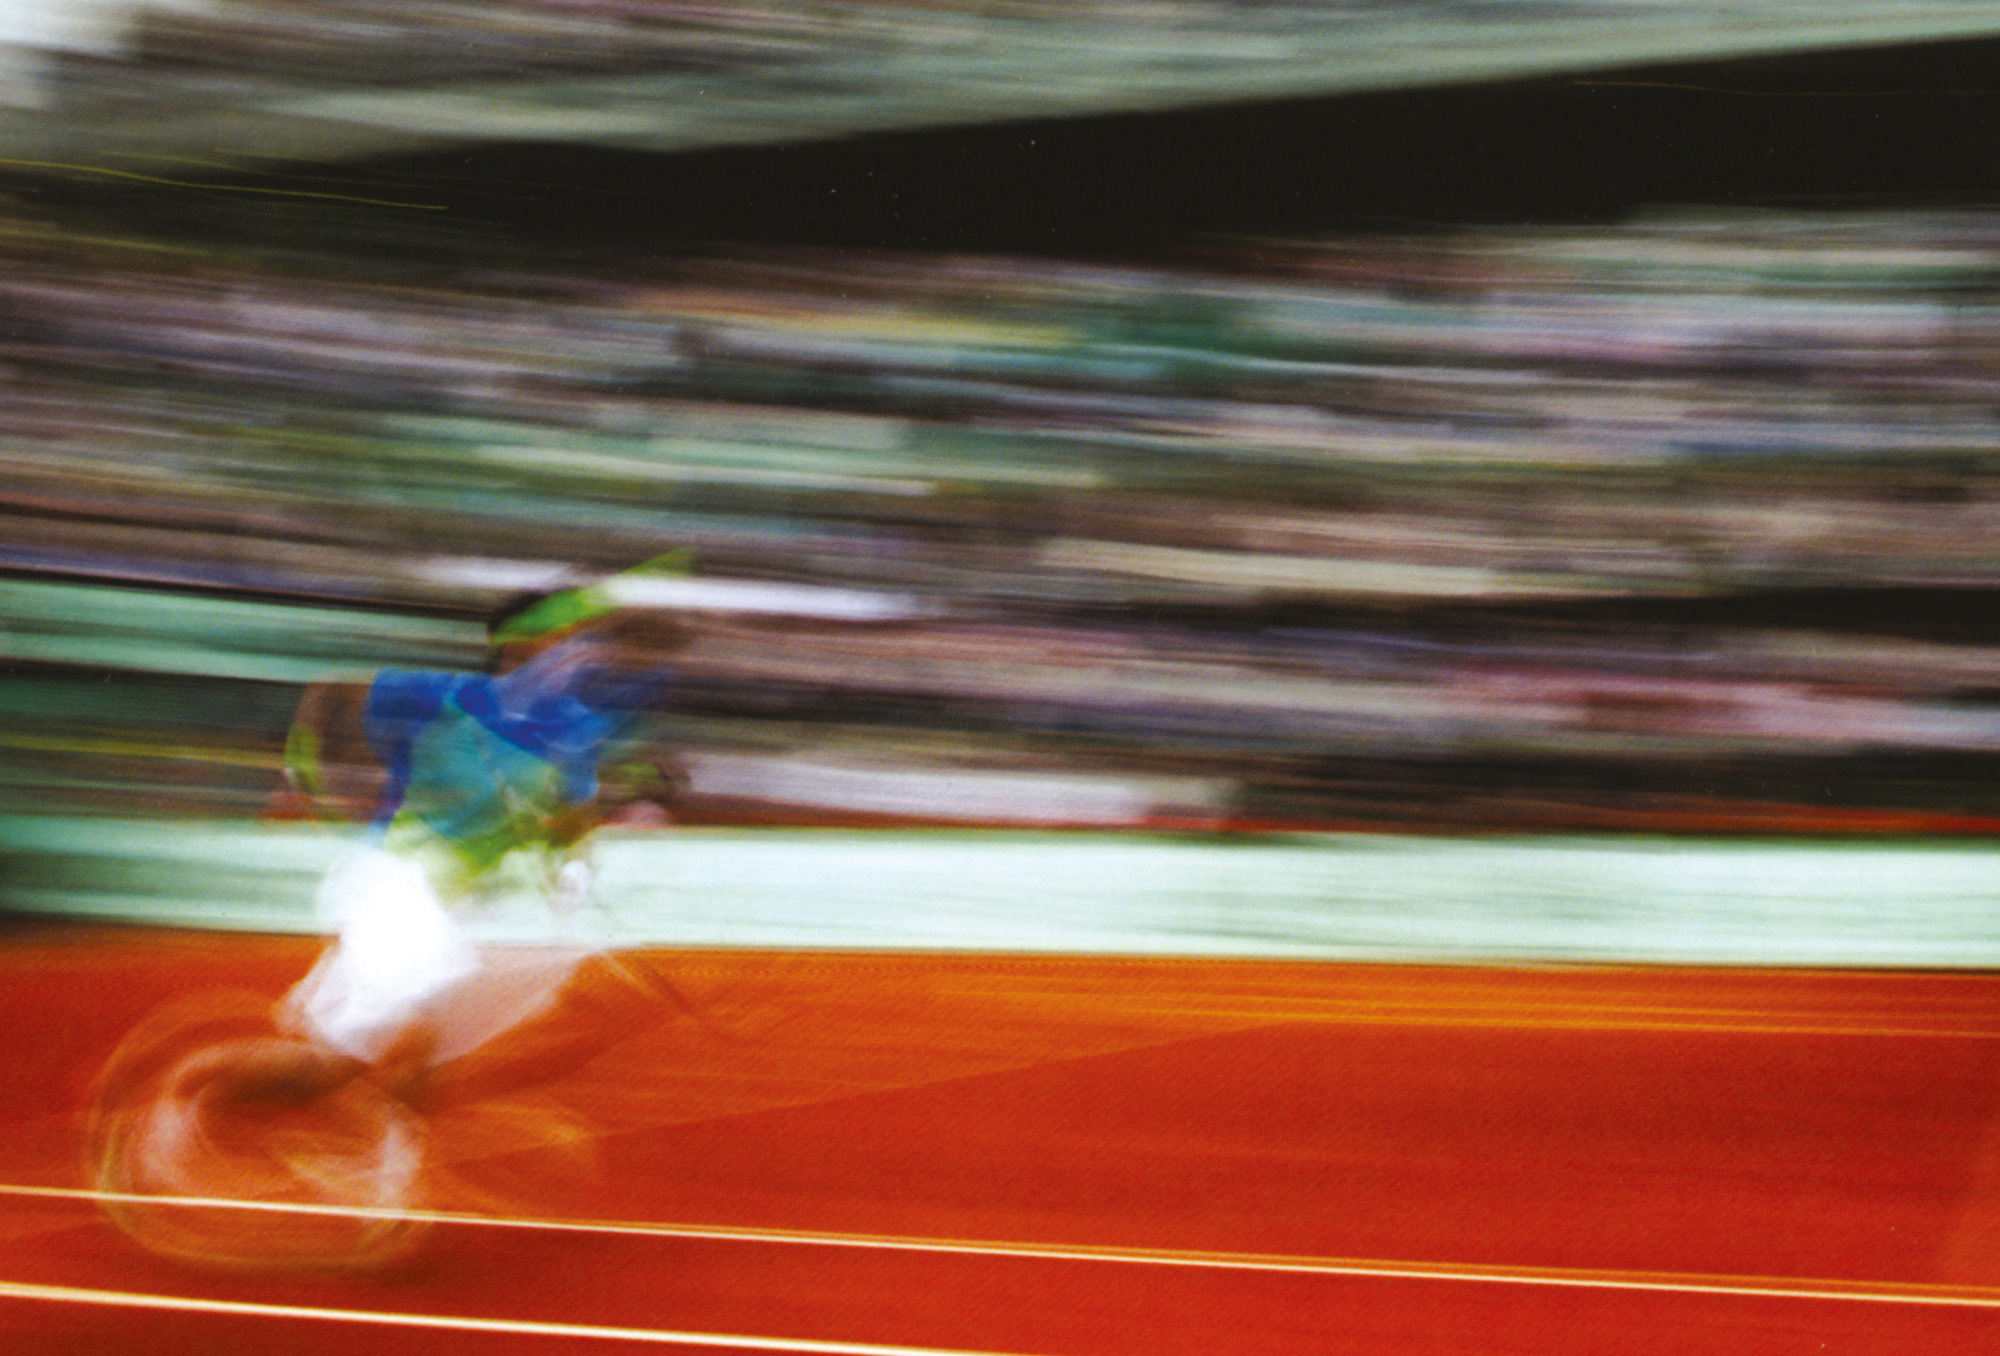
[
  {"left": 7, "top": 1186, "right": 2000, "bottom": 1309},
  {"left": 0, "top": 1280, "right": 1022, "bottom": 1354}
]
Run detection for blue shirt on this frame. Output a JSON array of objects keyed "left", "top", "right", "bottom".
[{"left": 359, "top": 641, "right": 661, "bottom": 868}]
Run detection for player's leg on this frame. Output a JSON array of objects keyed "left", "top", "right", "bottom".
[
  {"left": 89, "top": 997, "right": 431, "bottom": 1271},
  {"left": 411, "top": 950, "right": 682, "bottom": 1112},
  {"left": 280, "top": 843, "right": 478, "bottom": 1068}
]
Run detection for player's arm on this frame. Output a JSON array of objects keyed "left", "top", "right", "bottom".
[{"left": 278, "top": 679, "right": 390, "bottom": 822}]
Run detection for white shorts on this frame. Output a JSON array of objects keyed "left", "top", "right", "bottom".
[
  {"left": 285, "top": 845, "right": 597, "bottom": 1067},
  {"left": 287, "top": 846, "right": 479, "bottom": 1064}
]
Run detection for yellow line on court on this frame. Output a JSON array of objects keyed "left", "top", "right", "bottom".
[
  {"left": 1084, "top": 1003, "right": 2000, "bottom": 1040},
  {"left": 8, "top": 1184, "right": 2000, "bottom": 1310},
  {"left": 0, "top": 155, "right": 446, "bottom": 209},
  {"left": 0, "top": 1280, "right": 1012, "bottom": 1353}
]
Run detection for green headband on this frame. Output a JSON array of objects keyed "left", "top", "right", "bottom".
[{"left": 491, "top": 549, "right": 695, "bottom": 644}]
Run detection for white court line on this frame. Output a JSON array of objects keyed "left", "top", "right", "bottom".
[
  {"left": 0, "top": 1280, "right": 1015, "bottom": 1353},
  {"left": 8, "top": 1182, "right": 2000, "bottom": 1310}
]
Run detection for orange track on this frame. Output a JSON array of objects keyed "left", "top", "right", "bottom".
[{"left": 4, "top": 924, "right": 2000, "bottom": 1352}]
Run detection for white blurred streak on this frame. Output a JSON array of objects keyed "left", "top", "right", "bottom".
[
  {"left": 1038, "top": 538, "right": 1591, "bottom": 599},
  {"left": 412, "top": 557, "right": 588, "bottom": 593},
  {"left": 603, "top": 574, "right": 937, "bottom": 620},
  {"left": 0, "top": 0, "right": 208, "bottom": 106},
  {"left": 687, "top": 754, "right": 1232, "bottom": 828},
  {"left": 0, "top": 0, "right": 140, "bottom": 55}
]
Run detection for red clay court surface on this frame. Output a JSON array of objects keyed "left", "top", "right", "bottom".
[{"left": 5, "top": 924, "right": 2000, "bottom": 1352}]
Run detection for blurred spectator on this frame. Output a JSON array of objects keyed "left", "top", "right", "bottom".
[{"left": 8, "top": 204, "right": 2000, "bottom": 832}]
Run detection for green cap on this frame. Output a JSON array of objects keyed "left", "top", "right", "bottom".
[{"left": 491, "top": 549, "right": 695, "bottom": 644}]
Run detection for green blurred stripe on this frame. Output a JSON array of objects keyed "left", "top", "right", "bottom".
[
  {"left": 5, "top": 815, "right": 2000, "bottom": 967},
  {"left": 0, "top": 578, "right": 484, "bottom": 681}
]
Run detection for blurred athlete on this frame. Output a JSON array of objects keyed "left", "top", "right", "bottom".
[
  {"left": 94, "top": 557, "right": 936, "bottom": 1269},
  {"left": 274, "top": 554, "right": 695, "bottom": 1095},
  {"left": 87, "top": 556, "right": 698, "bottom": 1271}
]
